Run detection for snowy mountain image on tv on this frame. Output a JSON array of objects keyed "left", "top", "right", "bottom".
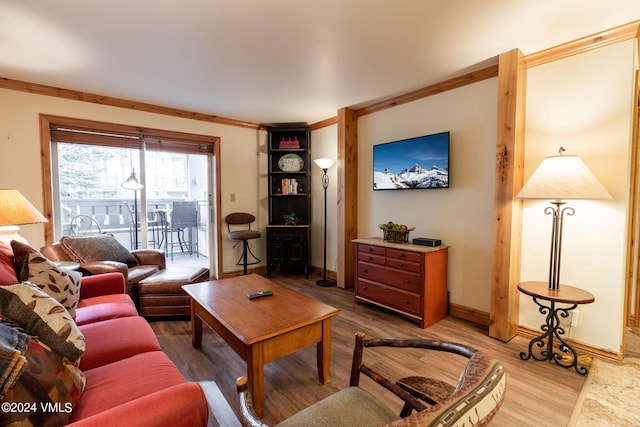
[{"left": 373, "top": 132, "right": 449, "bottom": 190}]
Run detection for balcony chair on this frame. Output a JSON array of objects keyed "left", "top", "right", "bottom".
[
  {"left": 225, "top": 212, "right": 261, "bottom": 275},
  {"left": 166, "top": 201, "right": 199, "bottom": 261},
  {"left": 146, "top": 209, "right": 165, "bottom": 249},
  {"left": 123, "top": 201, "right": 165, "bottom": 250},
  {"left": 69, "top": 214, "right": 102, "bottom": 236},
  {"left": 236, "top": 331, "right": 506, "bottom": 427}
]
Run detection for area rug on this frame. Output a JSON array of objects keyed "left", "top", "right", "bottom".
[{"left": 569, "top": 356, "right": 640, "bottom": 426}]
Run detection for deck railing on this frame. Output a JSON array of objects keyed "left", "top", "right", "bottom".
[{"left": 59, "top": 198, "right": 209, "bottom": 255}]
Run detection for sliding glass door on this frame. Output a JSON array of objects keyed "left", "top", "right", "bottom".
[
  {"left": 48, "top": 121, "right": 217, "bottom": 274},
  {"left": 141, "top": 150, "right": 211, "bottom": 265}
]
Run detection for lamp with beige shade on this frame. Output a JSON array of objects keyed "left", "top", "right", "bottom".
[
  {"left": 0, "top": 189, "right": 48, "bottom": 245},
  {"left": 517, "top": 147, "right": 612, "bottom": 290}
]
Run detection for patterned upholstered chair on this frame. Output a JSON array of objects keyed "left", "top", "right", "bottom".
[{"left": 236, "top": 331, "right": 506, "bottom": 427}]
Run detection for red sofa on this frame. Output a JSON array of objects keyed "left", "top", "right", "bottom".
[
  {"left": 0, "top": 241, "right": 208, "bottom": 426},
  {"left": 69, "top": 273, "right": 209, "bottom": 426}
]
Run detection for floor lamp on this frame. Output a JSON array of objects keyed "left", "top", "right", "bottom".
[
  {"left": 516, "top": 147, "right": 612, "bottom": 290},
  {"left": 314, "top": 158, "right": 336, "bottom": 287},
  {"left": 122, "top": 168, "right": 144, "bottom": 249}
]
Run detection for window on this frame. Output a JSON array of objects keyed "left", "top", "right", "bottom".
[{"left": 40, "top": 115, "right": 221, "bottom": 275}]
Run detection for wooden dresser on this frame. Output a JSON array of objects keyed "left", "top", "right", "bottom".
[{"left": 353, "top": 237, "right": 448, "bottom": 328}]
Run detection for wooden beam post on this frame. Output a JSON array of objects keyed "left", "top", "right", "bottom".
[
  {"left": 337, "top": 108, "right": 358, "bottom": 288},
  {"left": 490, "top": 49, "right": 527, "bottom": 341}
]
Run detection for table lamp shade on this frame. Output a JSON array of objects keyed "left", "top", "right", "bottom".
[
  {"left": 0, "top": 189, "right": 48, "bottom": 226},
  {"left": 517, "top": 154, "right": 612, "bottom": 201}
]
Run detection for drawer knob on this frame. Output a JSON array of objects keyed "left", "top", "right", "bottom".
[
  {"left": 399, "top": 262, "right": 405, "bottom": 267},
  {"left": 368, "top": 247, "right": 374, "bottom": 252},
  {"left": 363, "top": 286, "right": 368, "bottom": 290},
  {"left": 368, "top": 256, "right": 374, "bottom": 261},
  {"left": 404, "top": 279, "right": 411, "bottom": 284},
  {"left": 405, "top": 300, "right": 412, "bottom": 305},
  {"left": 363, "top": 269, "right": 368, "bottom": 273},
  {"left": 400, "top": 253, "right": 405, "bottom": 258}
]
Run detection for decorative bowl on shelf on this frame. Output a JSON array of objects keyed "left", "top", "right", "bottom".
[{"left": 378, "top": 222, "right": 415, "bottom": 243}]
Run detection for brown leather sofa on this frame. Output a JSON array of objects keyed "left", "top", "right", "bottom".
[{"left": 40, "top": 233, "right": 209, "bottom": 316}]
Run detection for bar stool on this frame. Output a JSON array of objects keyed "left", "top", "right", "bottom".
[{"left": 225, "top": 213, "right": 261, "bottom": 275}]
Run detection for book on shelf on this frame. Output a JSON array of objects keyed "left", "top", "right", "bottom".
[{"left": 281, "top": 178, "right": 299, "bottom": 194}]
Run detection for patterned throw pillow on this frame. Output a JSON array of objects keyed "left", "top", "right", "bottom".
[
  {"left": 0, "top": 336, "right": 85, "bottom": 426},
  {"left": 0, "top": 242, "right": 18, "bottom": 285},
  {"left": 60, "top": 234, "right": 139, "bottom": 268},
  {"left": 9, "top": 241, "right": 39, "bottom": 282},
  {"left": 0, "top": 283, "right": 85, "bottom": 364},
  {"left": 23, "top": 253, "right": 81, "bottom": 319}
]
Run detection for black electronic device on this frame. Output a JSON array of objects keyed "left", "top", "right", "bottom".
[
  {"left": 412, "top": 238, "right": 441, "bottom": 247},
  {"left": 247, "top": 290, "right": 274, "bottom": 300}
]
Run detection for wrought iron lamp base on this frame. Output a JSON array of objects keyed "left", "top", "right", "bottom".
[{"left": 519, "top": 297, "right": 590, "bottom": 375}]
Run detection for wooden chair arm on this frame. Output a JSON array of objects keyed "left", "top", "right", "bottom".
[
  {"left": 349, "top": 331, "right": 479, "bottom": 418},
  {"left": 235, "top": 377, "right": 271, "bottom": 427},
  {"left": 361, "top": 337, "right": 477, "bottom": 358}
]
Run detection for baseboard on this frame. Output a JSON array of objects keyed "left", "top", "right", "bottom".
[
  {"left": 309, "top": 266, "right": 337, "bottom": 281},
  {"left": 221, "top": 266, "right": 337, "bottom": 280},
  {"left": 448, "top": 303, "right": 491, "bottom": 326},
  {"left": 222, "top": 266, "right": 337, "bottom": 281},
  {"left": 220, "top": 266, "right": 266, "bottom": 279}
]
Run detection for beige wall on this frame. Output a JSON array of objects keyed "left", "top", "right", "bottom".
[
  {"left": 0, "top": 88, "right": 262, "bottom": 276},
  {"left": 520, "top": 40, "right": 637, "bottom": 353},
  {"left": 356, "top": 78, "right": 499, "bottom": 312}
]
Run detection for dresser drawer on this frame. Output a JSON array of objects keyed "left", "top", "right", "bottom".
[
  {"left": 357, "top": 251, "right": 386, "bottom": 266},
  {"left": 356, "top": 279, "right": 421, "bottom": 316},
  {"left": 358, "top": 244, "right": 386, "bottom": 256},
  {"left": 357, "top": 263, "right": 420, "bottom": 293},
  {"left": 386, "top": 248, "right": 422, "bottom": 263},
  {"left": 385, "top": 257, "right": 421, "bottom": 273}
]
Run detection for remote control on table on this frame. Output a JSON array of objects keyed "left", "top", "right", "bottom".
[{"left": 247, "top": 290, "right": 274, "bottom": 300}]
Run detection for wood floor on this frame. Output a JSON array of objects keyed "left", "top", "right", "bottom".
[{"left": 150, "top": 274, "right": 586, "bottom": 427}]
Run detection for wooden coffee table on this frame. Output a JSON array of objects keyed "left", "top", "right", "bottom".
[{"left": 182, "top": 274, "right": 340, "bottom": 417}]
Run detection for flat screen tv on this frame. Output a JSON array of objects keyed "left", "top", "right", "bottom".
[{"left": 373, "top": 131, "right": 450, "bottom": 190}]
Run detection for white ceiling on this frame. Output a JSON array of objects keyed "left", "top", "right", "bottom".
[{"left": 2, "top": 0, "right": 640, "bottom": 125}]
